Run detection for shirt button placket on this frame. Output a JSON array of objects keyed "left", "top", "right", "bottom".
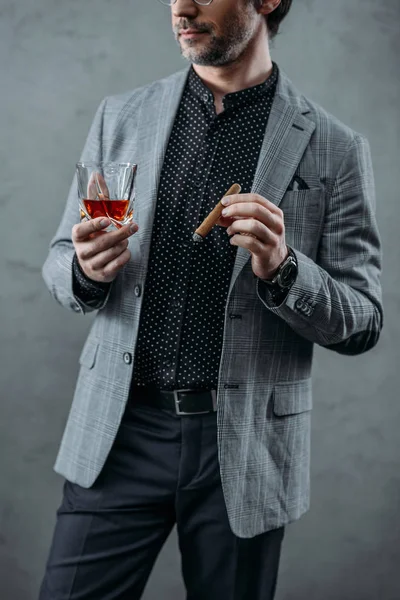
[{"left": 132, "top": 66, "right": 278, "bottom": 389}]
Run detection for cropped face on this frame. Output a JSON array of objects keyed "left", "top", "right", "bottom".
[{"left": 171, "top": 0, "right": 263, "bottom": 67}]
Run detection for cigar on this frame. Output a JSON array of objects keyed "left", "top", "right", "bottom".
[{"left": 193, "top": 183, "right": 242, "bottom": 242}]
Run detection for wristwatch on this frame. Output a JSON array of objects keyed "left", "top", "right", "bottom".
[{"left": 260, "top": 247, "right": 298, "bottom": 300}]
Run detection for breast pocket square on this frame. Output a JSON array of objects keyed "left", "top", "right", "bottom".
[{"left": 287, "top": 175, "right": 310, "bottom": 192}]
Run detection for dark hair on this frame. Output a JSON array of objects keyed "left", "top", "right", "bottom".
[{"left": 253, "top": 0, "right": 293, "bottom": 39}]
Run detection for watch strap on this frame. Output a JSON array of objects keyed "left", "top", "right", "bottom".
[{"left": 259, "top": 247, "right": 298, "bottom": 302}]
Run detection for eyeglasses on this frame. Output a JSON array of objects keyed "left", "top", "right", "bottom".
[{"left": 157, "top": 0, "right": 214, "bottom": 6}]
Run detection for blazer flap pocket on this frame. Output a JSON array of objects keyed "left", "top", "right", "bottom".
[
  {"left": 273, "top": 379, "right": 313, "bottom": 416},
  {"left": 79, "top": 339, "right": 99, "bottom": 369}
]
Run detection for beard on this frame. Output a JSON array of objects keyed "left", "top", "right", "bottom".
[{"left": 174, "top": 9, "right": 258, "bottom": 67}]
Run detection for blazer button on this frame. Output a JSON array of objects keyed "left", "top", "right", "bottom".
[
  {"left": 295, "top": 299, "right": 304, "bottom": 311},
  {"left": 123, "top": 352, "right": 132, "bottom": 365},
  {"left": 134, "top": 285, "right": 142, "bottom": 297}
]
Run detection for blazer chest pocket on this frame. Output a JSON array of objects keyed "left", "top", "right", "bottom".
[
  {"left": 272, "top": 378, "right": 313, "bottom": 416},
  {"left": 280, "top": 188, "right": 324, "bottom": 258},
  {"left": 79, "top": 339, "right": 99, "bottom": 370}
]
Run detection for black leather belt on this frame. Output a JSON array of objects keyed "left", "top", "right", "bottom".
[{"left": 131, "top": 386, "right": 217, "bottom": 416}]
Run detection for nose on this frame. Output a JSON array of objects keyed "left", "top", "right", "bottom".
[{"left": 172, "top": 0, "right": 199, "bottom": 18}]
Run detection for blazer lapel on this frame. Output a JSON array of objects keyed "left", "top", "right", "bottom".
[
  {"left": 228, "top": 71, "right": 316, "bottom": 296},
  {"left": 131, "top": 67, "right": 316, "bottom": 296},
  {"left": 134, "top": 68, "right": 190, "bottom": 256}
]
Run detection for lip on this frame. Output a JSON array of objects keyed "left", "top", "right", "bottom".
[{"left": 180, "top": 30, "right": 208, "bottom": 38}]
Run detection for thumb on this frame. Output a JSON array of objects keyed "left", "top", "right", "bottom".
[{"left": 72, "top": 216, "right": 110, "bottom": 242}]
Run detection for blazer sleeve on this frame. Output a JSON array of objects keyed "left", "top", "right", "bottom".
[
  {"left": 42, "top": 98, "right": 113, "bottom": 314},
  {"left": 257, "top": 133, "right": 383, "bottom": 352}
]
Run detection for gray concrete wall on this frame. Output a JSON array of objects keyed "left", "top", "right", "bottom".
[{"left": 0, "top": 0, "right": 399, "bottom": 598}]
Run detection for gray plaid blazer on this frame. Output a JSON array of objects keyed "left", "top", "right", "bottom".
[{"left": 42, "top": 67, "right": 383, "bottom": 538}]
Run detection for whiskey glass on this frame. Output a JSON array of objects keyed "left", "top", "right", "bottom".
[{"left": 76, "top": 162, "right": 137, "bottom": 230}]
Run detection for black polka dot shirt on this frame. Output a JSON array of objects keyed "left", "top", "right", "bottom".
[{"left": 73, "top": 63, "right": 279, "bottom": 391}]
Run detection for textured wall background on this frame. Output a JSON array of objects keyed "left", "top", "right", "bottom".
[{"left": 0, "top": 0, "right": 399, "bottom": 598}]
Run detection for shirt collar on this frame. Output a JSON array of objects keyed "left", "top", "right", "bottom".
[{"left": 187, "top": 61, "right": 279, "bottom": 110}]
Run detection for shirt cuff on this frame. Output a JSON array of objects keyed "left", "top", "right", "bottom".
[
  {"left": 72, "top": 253, "right": 111, "bottom": 308},
  {"left": 257, "top": 279, "right": 291, "bottom": 307}
]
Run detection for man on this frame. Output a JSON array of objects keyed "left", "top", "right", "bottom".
[{"left": 39, "top": 0, "right": 383, "bottom": 598}]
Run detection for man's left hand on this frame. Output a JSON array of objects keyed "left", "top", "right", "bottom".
[{"left": 217, "top": 193, "right": 289, "bottom": 280}]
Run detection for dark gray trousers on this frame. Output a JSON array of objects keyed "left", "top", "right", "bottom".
[{"left": 39, "top": 399, "right": 285, "bottom": 599}]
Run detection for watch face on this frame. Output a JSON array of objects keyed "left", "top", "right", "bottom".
[{"left": 278, "top": 260, "right": 297, "bottom": 288}]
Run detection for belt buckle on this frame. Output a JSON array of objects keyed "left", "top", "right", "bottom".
[{"left": 173, "top": 389, "right": 217, "bottom": 416}]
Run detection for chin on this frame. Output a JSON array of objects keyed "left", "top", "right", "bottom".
[
  {"left": 180, "top": 47, "right": 222, "bottom": 67},
  {"left": 181, "top": 48, "right": 208, "bottom": 64},
  {"left": 192, "top": 54, "right": 235, "bottom": 67}
]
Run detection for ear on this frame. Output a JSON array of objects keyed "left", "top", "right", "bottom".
[{"left": 258, "top": 0, "right": 282, "bottom": 16}]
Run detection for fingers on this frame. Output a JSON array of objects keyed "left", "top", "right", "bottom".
[
  {"left": 223, "top": 194, "right": 284, "bottom": 226},
  {"left": 87, "top": 173, "right": 98, "bottom": 200},
  {"left": 72, "top": 217, "right": 112, "bottom": 242},
  {"left": 72, "top": 217, "right": 139, "bottom": 283},
  {"left": 88, "top": 239, "right": 130, "bottom": 270},
  {"left": 215, "top": 215, "right": 237, "bottom": 228},
  {"left": 80, "top": 223, "right": 137, "bottom": 261},
  {"left": 223, "top": 201, "right": 282, "bottom": 232},
  {"left": 87, "top": 171, "right": 110, "bottom": 199},
  {"left": 101, "top": 248, "right": 132, "bottom": 279},
  {"left": 77, "top": 246, "right": 132, "bottom": 283},
  {"left": 227, "top": 218, "right": 279, "bottom": 247},
  {"left": 73, "top": 218, "right": 136, "bottom": 245},
  {"left": 225, "top": 193, "right": 282, "bottom": 214},
  {"left": 95, "top": 172, "right": 110, "bottom": 198},
  {"left": 80, "top": 242, "right": 132, "bottom": 282}
]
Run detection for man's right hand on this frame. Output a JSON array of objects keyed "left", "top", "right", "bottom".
[{"left": 72, "top": 218, "right": 139, "bottom": 283}]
